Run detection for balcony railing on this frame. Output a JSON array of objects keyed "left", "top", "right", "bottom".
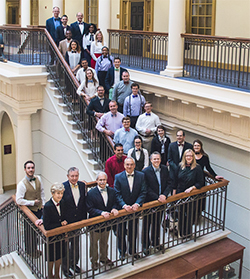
[
  {"left": 0, "top": 177, "right": 229, "bottom": 278},
  {"left": 108, "top": 29, "right": 168, "bottom": 72},
  {"left": 182, "top": 33, "right": 250, "bottom": 90}
]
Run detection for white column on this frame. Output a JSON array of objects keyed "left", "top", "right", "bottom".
[
  {"left": 53, "top": 0, "right": 63, "bottom": 14},
  {"left": 16, "top": 114, "right": 33, "bottom": 184},
  {"left": 21, "top": 0, "right": 30, "bottom": 27},
  {"left": 98, "top": 0, "right": 111, "bottom": 46},
  {"left": 0, "top": 0, "right": 6, "bottom": 26},
  {"left": 160, "top": 0, "right": 186, "bottom": 78}
]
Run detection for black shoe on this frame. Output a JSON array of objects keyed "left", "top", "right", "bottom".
[
  {"left": 71, "top": 264, "right": 81, "bottom": 274},
  {"left": 119, "top": 254, "right": 125, "bottom": 261},
  {"left": 133, "top": 254, "right": 141, "bottom": 260},
  {"left": 156, "top": 244, "right": 164, "bottom": 251},
  {"left": 63, "top": 270, "right": 73, "bottom": 278},
  {"left": 100, "top": 258, "right": 114, "bottom": 266},
  {"left": 143, "top": 248, "right": 150, "bottom": 256}
]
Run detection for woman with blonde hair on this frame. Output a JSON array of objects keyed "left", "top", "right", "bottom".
[{"left": 90, "top": 30, "right": 106, "bottom": 68}]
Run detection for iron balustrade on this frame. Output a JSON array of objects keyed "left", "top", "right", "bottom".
[
  {"left": 108, "top": 29, "right": 168, "bottom": 72},
  {"left": 0, "top": 26, "right": 114, "bottom": 169},
  {"left": 182, "top": 33, "right": 250, "bottom": 90},
  {"left": 0, "top": 177, "right": 229, "bottom": 279}
]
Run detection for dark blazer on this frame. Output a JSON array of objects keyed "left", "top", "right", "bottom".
[
  {"left": 105, "top": 67, "right": 127, "bottom": 91},
  {"left": 46, "top": 17, "right": 62, "bottom": 44},
  {"left": 86, "top": 96, "right": 111, "bottom": 116},
  {"left": 43, "top": 198, "right": 67, "bottom": 230},
  {"left": 114, "top": 170, "right": 147, "bottom": 209},
  {"left": 168, "top": 141, "right": 193, "bottom": 171},
  {"left": 143, "top": 165, "right": 173, "bottom": 203},
  {"left": 151, "top": 135, "right": 171, "bottom": 165},
  {"left": 55, "top": 25, "right": 71, "bottom": 44},
  {"left": 86, "top": 186, "right": 117, "bottom": 218},
  {"left": 70, "top": 21, "right": 89, "bottom": 45},
  {"left": 62, "top": 180, "right": 87, "bottom": 223}
]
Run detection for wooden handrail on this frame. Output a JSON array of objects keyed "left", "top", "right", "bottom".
[
  {"left": 0, "top": 196, "right": 14, "bottom": 210},
  {"left": 181, "top": 33, "right": 250, "bottom": 43},
  {"left": 107, "top": 29, "right": 168, "bottom": 36}
]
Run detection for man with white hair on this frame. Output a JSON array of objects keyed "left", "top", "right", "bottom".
[{"left": 86, "top": 172, "right": 119, "bottom": 270}]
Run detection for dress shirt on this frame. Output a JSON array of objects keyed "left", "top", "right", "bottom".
[
  {"left": 83, "top": 33, "right": 95, "bottom": 50},
  {"left": 152, "top": 166, "right": 161, "bottom": 194},
  {"left": 159, "top": 135, "right": 166, "bottom": 154},
  {"left": 76, "top": 67, "right": 98, "bottom": 84},
  {"left": 123, "top": 93, "right": 146, "bottom": 117},
  {"left": 178, "top": 142, "right": 184, "bottom": 159},
  {"left": 16, "top": 176, "right": 46, "bottom": 207},
  {"left": 97, "top": 185, "right": 108, "bottom": 207},
  {"left": 53, "top": 17, "right": 61, "bottom": 29},
  {"left": 77, "top": 80, "right": 99, "bottom": 97},
  {"left": 112, "top": 80, "right": 133, "bottom": 105},
  {"left": 105, "top": 155, "right": 127, "bottom": 188},
  {"left": 95, "top": 55, "right": 114, "bottom": 75},
  {"left": 67, "top": 51, "right": 81, "bottom": 69},
  {"left": 127, "top": 148, "right": 149, "bottom": 169},
  {"left": 135, "top": 112, "right": 161, "bottom": 136},
  {"left": 52, "top": 198, "right": 61, "bottom": 215},
  {"left": 114, "top": 127, "right": 138, "bottom": 154},
  {"left": 78, "top": 22, "right": 84, "bottom": 34},
  {"left": 70, "top": 182, "right": 80, "bottom": 206},
  {"left": 95, "top": 111, "right": 124, "bottom": 134},
  {"left": 126, "top": 172, "right": 135, "bottom": 192},
  {"left": 114, "top": 68, "right": 120, "bottom": 86},
  {"left": 90, "top": 41, "right": 107, "bottom": 61}
]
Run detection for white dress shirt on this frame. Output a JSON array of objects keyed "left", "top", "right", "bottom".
[
  {"left": 52, "top": 198, "right": 61, "bottom": 215},
  {"left": 126, "top": 171, "right": 134, "bottom": 192},
  {"left": 97, "top": 185, "right": 108, "bottom": 207},
  {"left": 127, "top": 148, "right": 149, "bottom": 169},
  {"left": 76, "top": 67, "right": 98, "bottom": 84},
  {"left": 135, "top": 112, "right": 161, "bottom": 136},
  {"left": 90, "top": 41, "right": 107, "bottom": 61},
  {"left": 70, "top": 182, "right": 80, "bottom": 206}
]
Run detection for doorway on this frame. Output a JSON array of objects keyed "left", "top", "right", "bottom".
[{"left": 7, "top": 0, "right": 20, "bottom": 25}]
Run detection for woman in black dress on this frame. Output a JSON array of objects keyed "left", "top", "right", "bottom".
[
  {"left": 174, "top": 149, "right": 204, "bottom": 237},
  {"left": 193, "top": 139, "right": 223, "bottom": 184}
]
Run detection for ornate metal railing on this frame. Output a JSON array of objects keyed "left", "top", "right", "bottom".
[
  {"left": 182, "top": 33, "right": 250, "bottom": 90},
  {"left": 108, "top": 29, "right": 168, "bottom": 72},
  {"left": 0, "top": 26, "right": 114, "bottom": 169},
  {"left": 0, "top": 177, "right": 229, "bottom": 278}
]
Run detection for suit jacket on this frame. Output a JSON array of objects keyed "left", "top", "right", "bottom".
[
  {"left": 105, "top": 67, "right": 127, "bottom": 90},
  {"left": 70, "top": 21, "right": 89, "bottom": 45},
  {"left": 56, "top": 25, "right": 71, "bottom": 44},
  {"left": 168, "top": 141, "right": 193, "bottom": 170},
  {"left": 151, "top": 135, "right": 171, "bottom": 165},
  {"left": 86, "top": 186, "right": 117, "bottom": 218},
  {"left": 62, "top": 180, "right": 87, "bottom": 223},
  {"left": 58, "top": 38, "right": 72, "bottom": 57},
  {"left": 142, "top": 165, "right": 173, "bottom": 203},
  {"left": 114, "top": 170, "right": 147, "bottom": 209},
  {"left": 86, "top": 96, "right": 111, "bottom": 116},
  {"left": 46, "top": 17, "right": 62, "bottom": 44},
  {"left": 43, "top": 198, "right": 67, "bottom": 230}
]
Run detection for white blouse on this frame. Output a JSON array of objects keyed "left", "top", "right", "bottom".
[
  {"left": 90, "top": 41, "right": 107, "bottom": 61},
  {"left": 67, "top": 51, "right": 81, "bottom": 69},
  {"left": 77, "top": 80, "right": 99, "bottom": 98},
  {"left": 82, "top": 33, "right": 95, "bottom": 50}
]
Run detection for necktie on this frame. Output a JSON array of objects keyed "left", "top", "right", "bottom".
[
  {"left": 178, "top": 143, "right": 184, "bottom": 146},
  {"left": 125, "top": 128, "right": 130, "bottom": 132},
  {"left": 100, "top": 187, "right": 107, "bottom": 193},
  {"left": 124, "top": 82, "right": 129, "bottom": 85},
  {"left": 136, "top": 149, "right": 140, "bottom": 152},
  {"left": 99, "top": 98, "right": 104, "bottom": 101},
  {"left": 56, "top": 203, "right": 60, "bottom": 206},
  {"left": 127, "top": 174, "right": 134, "bottom": 177},
  {"left": 115, "top": 68, "right": 119, "bottom": 71},
  {"left": 72, "top": 184, "right": 78, "bottom": 188},
  {"left": 79, "top": 22, "right": 83, "bottom": 25},
  {"left": 72, "top": 51, "right": 77, "bottom": 53},
  {"left": 132, "top": 95, "right": 138, "bottom": 98},
  {"left": 111, "top": 114, "right": 117, "bottom": 117},
  {"left": 145, "top": 113, "right": 151, "bottom": 116},
  {"left": 90, "top": 34, "right": 94, "bottom": 41},
  {"left": 155, "top": 169, "right": 161, "bottom": 194},
  {"left": 88, "top": 80, "right": 93, "bottom": 83},
  {"left": 155, "top": 168, "right": 160, "bottom": 172},
  {"left": 30, "top": 177, "right": 36, "bottom": 181}
]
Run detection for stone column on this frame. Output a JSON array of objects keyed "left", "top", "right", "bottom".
[
  {"left": 53, "top": 0, "right": 63, "bottom": 14},
  {"left": 98, "top": 0, "right": 111, "bottom": 46},
  {"left": 0, "top": 0, "right": 6, "bottom": 26},
  {"left": 21, "top": 0, "right": 31, "bottom": 27},
  {"left": 16, "top": 114, "right": 33, "bottom": 183},
  {"left": 160, "top": 0, "right": 186, "bottom": 77}
]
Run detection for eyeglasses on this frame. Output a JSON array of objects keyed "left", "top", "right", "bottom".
[{"left": 134, "top": 141, "right": 141, "bottom": 144}]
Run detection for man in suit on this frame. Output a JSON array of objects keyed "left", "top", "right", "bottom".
[
  {"left": 55, "top": 14, "right": 71, "bottom": 45},
  {"left": 70, "top": 12, "right": 89, "bottom": 46},
  {"left": 168, "top": 130, "right": 193, "bottom": 187},
  {"left": 105, "top": 57, "right": 127, "bottom": 98},
  {"left": 58, "top": 29, "right": 72, "bottom": 57},
  {"left": 87, "top": 85, "right": 110, "bottom": 118},
  {"left": 86, "top": 172, "right": 119, "bottom": 270},
  {"left": 62, "top": 167, "right": 87, "bottom": 278},
  {"left": 114, "top": 157, "right": 147, "bottom": 259},
  {"left": 142, "top": 152, "right": 173, "bottom": 254}
]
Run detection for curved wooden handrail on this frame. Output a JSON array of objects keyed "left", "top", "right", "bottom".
[
  {"left": 15, "top": 178, "right": 228, "bottom": 237},
  {"left": 181, "top": 33, "right": 250, "bottom": 43},
  {"left": 107, "top": 29, "right": 168, "bottom": 37},
  {"left": 0, "top": 196, "right": 14, "bottom": 210}
]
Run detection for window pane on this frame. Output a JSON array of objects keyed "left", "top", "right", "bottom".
[
  {"left": 192, "top": 17, "right": 198, "bottom": 27},
  {"left": 206, "top": 29, "right": 211, "bottom": 35},
  {"left": 206, "top": 17, "right": 212, "bottom": 27},
  {"left": 207, "top": 4, "right": 212, "bottom": 15},
  {"left": 199, "top": 17, "right": 205, "bottom": 27}
]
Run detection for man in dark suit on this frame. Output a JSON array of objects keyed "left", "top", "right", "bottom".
[
  {"left": 142, "top": 152, "right": 173, "bottom": 254},
  {"left": 86, "top": 85, "right": 110, "bottom": 118},
  {"left": 55, "top": 14, "right": 71, "bottom": 45},
  {"left": 105, "top": 57, "right": 127, "bottom": 97},
  {"left": 70, "top": 12, "right": 89, "bottom": 46},
  {"left": 62, "top": 167, "right": 87, "bottom": 278},
  {"left": 114, "top": 157, "right": 147, "bottom": 259},
  {"left": 168, "top": 130, "right": 193, "bottom": 186},
  {"left": 86, "top": 172, "right": 119, "bottom": 270}
]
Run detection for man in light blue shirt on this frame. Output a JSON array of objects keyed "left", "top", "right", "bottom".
[
  {"left": 123, "top": 83, "right": 146, "bottom": 128},
  {"left": 114, "top": 117, "right": 138, "bottom": 154}
]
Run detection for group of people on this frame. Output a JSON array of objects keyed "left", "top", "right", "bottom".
[{"left": 15, "top": 128, "right": 223, "bottom": 278}]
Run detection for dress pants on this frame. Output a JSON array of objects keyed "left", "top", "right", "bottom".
[
  {"left": 62, "top": 232, "right": 80, "bottom": 271},
  {"left": 90, "top": 230, "right": 110, "bottom": 264}
]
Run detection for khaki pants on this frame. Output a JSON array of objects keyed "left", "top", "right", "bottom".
[{"left": 90, "top": 230, "right": 110, "bottom": 264}]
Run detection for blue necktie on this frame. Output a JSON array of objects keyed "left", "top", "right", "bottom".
[
  {"left": 145, "top": 113, "right": 151, "bottom": 116},
  {"left": 132, "top": 95, "right": 138, "bottom": 98}
]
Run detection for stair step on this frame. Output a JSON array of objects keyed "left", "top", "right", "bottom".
[
  {"left": 87, "top": 159, "right": 100, "bottom": 170},
  {"left": 0, "top": 257, "right": 4, "bottom": 268},
  {"left": 82, "top": 148, "right": 93, "bottom": 159},
  {"left": 57, "top": 103, "right": 67, "bottom": 108},
  {"left": 50, "top": 86, "right": 59, "bottom": 91}
]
